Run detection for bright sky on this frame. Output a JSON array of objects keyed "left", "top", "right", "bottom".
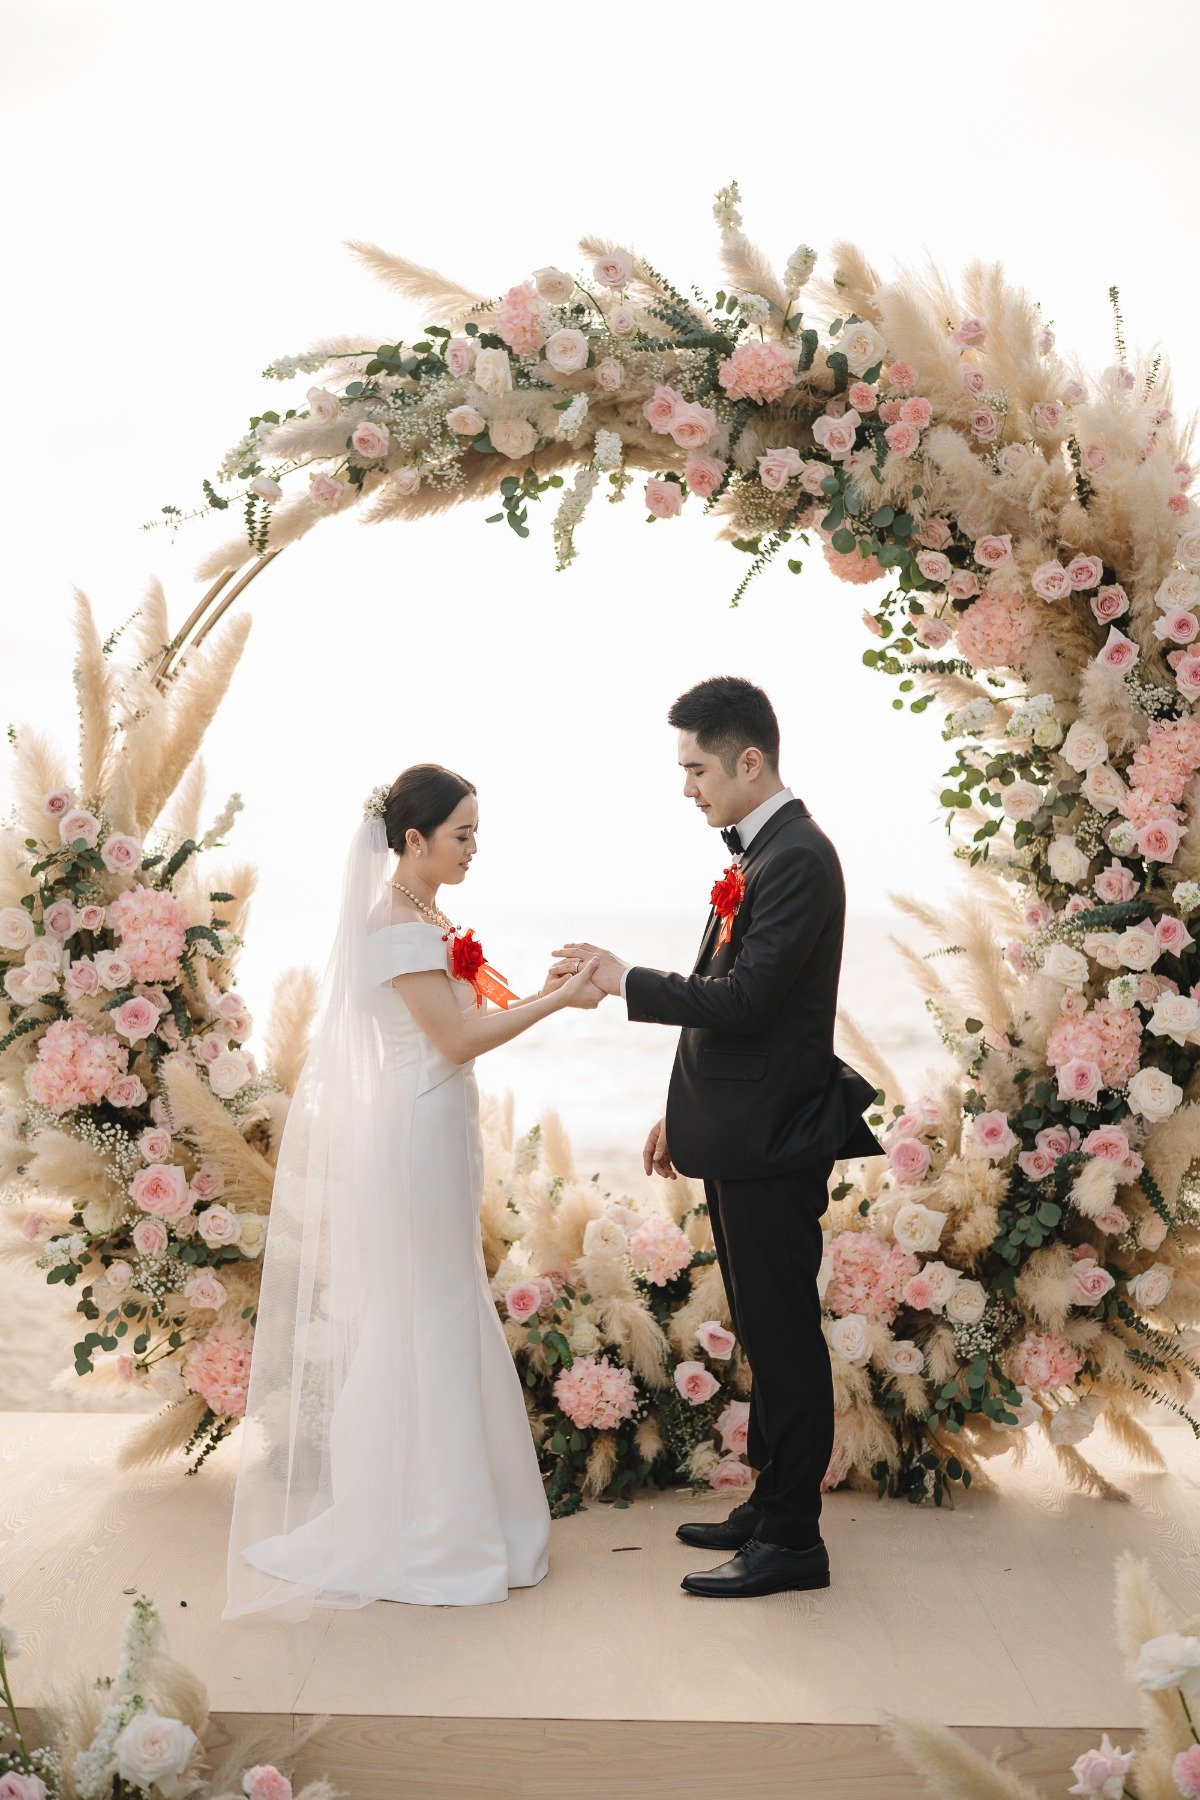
[{"left": 3, "top": 1, "right": 1199, "bottom": 1009}]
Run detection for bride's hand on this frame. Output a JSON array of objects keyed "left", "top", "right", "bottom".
[{"left": 551, "top": 955, "right": 604, "bottom": 1009}]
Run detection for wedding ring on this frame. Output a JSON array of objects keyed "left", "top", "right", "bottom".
[{"left": 574, "top": 960, "right": 581, "bottom": 972}]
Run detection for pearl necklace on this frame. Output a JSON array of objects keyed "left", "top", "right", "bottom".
[{"left": 390, "top": 881, "right": 456, "bottom": 932}]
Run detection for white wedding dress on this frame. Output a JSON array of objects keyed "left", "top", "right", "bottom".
[{"left": 223, "top": 850, "right": 551, "bottom": 1619}]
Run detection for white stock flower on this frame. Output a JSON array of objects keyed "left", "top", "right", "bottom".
[
  {"left": 737, "top": 292, "right": 771, "bottom": 325},
  {"left": 784, "top": 244, "right": 818, "bottom": 291}
]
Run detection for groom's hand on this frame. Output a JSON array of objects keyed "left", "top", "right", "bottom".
[
  {"left": 553, "top": 942, "right": 628, "bottom": 998},
  {"left": 643, "top": 1116, "right": 677, "bottom": 1181}
]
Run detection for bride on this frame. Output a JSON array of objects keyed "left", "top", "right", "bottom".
[{"left": 222, "top": 764, "right": 602, "bottom": 1620}]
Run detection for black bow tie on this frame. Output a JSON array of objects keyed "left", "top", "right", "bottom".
[{"left": 721, "top": 825, "right": 743, "bottom": 856}]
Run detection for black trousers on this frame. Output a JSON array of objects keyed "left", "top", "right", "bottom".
[{"left": 703, "top": 1154, "right": 836, "bottom": 1551}]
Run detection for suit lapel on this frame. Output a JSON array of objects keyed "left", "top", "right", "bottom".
[{"left": 691, "top": 799, "right": 809, "bottom": 974}]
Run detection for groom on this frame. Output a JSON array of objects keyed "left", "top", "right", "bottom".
[{"left": 555, "top": 675, "right": 885, "bottom": 1599}]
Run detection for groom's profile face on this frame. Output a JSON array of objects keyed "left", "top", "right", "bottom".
[{"left": 677, "top": 729, "right": 761, "bottom": 829}]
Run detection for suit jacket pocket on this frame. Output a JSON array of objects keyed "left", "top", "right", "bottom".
[{"left": 698, "top": 1049, "right": 768, "bottom": 1082}]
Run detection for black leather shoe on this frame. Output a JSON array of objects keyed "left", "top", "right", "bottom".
[
  {"left": 680, "top": 1536, "right": 830, "bottom": 1597},
  {"left": 675, "top": 1502, "right": 763, "bottom": 1551}
]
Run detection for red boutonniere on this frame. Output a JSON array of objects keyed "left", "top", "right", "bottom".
[
  {"left": 710, "top": 864, "right": 746, "bottom": 947},
  {"left": 444, "top": 927, "right": 518, "bottom": 1010}
]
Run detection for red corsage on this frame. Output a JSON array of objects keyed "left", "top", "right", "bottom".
[
  {"left": 710, "top": 864, "right": 746, "bottom": 947},
  {"left": 444, "top": 928, "right": 517, "bottom": 1009}
]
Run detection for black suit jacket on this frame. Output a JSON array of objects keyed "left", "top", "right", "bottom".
[{"left": 625, "top": 798, "right": 886, "bottom": 1181}]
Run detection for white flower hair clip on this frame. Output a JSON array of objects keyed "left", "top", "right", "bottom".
[{"left": 362, "top": 784, "right": 389, "bottom": 820}]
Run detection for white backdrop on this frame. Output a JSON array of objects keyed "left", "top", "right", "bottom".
[{"left": 3, "top": 0, "right": 1198, "bottom": 1144}]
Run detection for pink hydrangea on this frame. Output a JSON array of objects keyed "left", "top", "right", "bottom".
[
  {"left": 822, "top": 1231, "right": 919, "bottom": 1324},
  {"left": 823, "top": 540, "right": 887, "bottom": 585},
  {"left": 629, "top": 1215, "right": 694, "bottom": 1285},
  {"left": 1009, "top": 1329, "right": 1085, "bottom": 1390},
  {"left": 493, "top": 282, "right": 548, "bottom": 356},
  {"left": 553, "top": 1354, "right": 638, "bottom": 1430},
  {"left": 955, "top": 590, "right": 1035, "bottom": 671},
  {"left": 1047, "top": 998, "right": 1143, "bottom": 1090},
  {"left": 184, "top": 1322, "right": 253, "bottom": 1417},
  {"left": 1126, "top": 715, "right": 1200, "bottom": 811},
  {"left": 717, "top": 339, "right": 795, "bottom": 404},
  {"left": 26, "top": 1018, "right": 129, "bottom": 1115},
  {"left": 107, "top": 885, "right": 190, "bottom": 983}
]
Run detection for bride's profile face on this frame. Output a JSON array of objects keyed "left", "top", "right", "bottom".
[{"left": 409, "top": 794, "right": 479, "bottom": 887}]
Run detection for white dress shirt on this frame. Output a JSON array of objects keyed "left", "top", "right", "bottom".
[{"left": 618, "top": 787, "right": 795, "bottom": 999}]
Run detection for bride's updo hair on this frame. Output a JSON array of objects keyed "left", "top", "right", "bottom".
[{"left": 383, "top": 764, "right": 476, "bottom": 856}]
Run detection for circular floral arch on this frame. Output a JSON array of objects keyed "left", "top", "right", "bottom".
[{"left": 4, "top": 181, "right": 1200, "bottom": 1511}]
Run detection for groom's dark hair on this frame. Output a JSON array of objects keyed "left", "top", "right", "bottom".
[{"left": 667, "top": 677, "right": 780, "bottom": 775}]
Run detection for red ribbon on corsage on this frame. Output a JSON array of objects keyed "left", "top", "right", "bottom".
[
  {"left": 445, "top": 927, "right": 518, "bottom": 1010},
  {"left": 710, "top": 864, "right": 746, "bottom": 948}
]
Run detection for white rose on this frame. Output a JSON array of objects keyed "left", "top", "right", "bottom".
[
  {"left": 1147, "top": 992, "right": 1200, "bottom": 1045},
  {"left": 112, "top": 1705, "right": 198, "bottom": 1798},
  {"left": 489, "top": 417, "right": 537, "bottom": 459},
  {"left": 1001, "top": 781, "right": 1042, "bottom": 821},
  {"left": 207, "top": 1049, "right": 251, "bottom": 1099},
  {"left": 570, "top": 1317, "right": 602, "bottom": 1354},
  {"left": 1177, "top": 528, "right": 1200, "bottom": 571},
  {"left": 1042, "top": 943, "right": 1090, "bottom": 987},
  {"left": 919, "top": 1259, "right": 960, "bottom": 1311},
  {"left": 997, "top": 1384, "right": 1042, "bottom": 1429},
  {"left": 1136, "top": 1213, "right": 1168, "bottom": 1251},
  {"left": 236, "top": 1214, "right": 267, "bottom": 1258},
  {"left": 0, "top": 907, "right": 34, "bottom": 952},
  {"left": 1131, "top": 1632, "right": 1200, "bottom": 1692},
  {"left": 534, "top": 265, "right": 575, "bottom": 304},
  {"left": 1116, "top": 925, "right": 1159, "bottom": 971},
  {"left": 840, "top": 320, "right": 887, "bottom": 376},
  {"left": 1155, "top": 570, "right": 1200, "bottom": 612},
  {"left": 892, "top": 1202, "right": 946, "bottom": 1255},
  {"left": 94, "top": 948, "right": 133, "bottom": 990},
  {"left": 1127, "top": 1262, "right": 1173, "bottom": 1308},
  {"left": 582, "top": 1217, "right": 628, "bottom": 1255},
  {"left": 1126, "top": 1067, "right": 1183, "bottom": 1122},
  {"left": 446, "top": 405, "right": 486, "bottom": 436},
  {"left": 1047, "top": 1393, "right": 1103, "bottom": 1446},
  {"left": 1033, "top": 716, "right": 1064, "bottom": 749},
  {"left": 1083, "top": 929, "right": 1124, "bottom": 970},
  {"left": 1083, "top": 763, "right": 1127, "bottom": 815},
  {"left": 945, "top": 1278, "right": 987, "bottom": 1324},
  {"left": 543, "top": 328, "right": 590, "bottom": 374},
  {"left": 197, "top": 1203, "right": 241, "bottom": 1247},
  {"left": 827, "top": 1313, "right": 871, "bottom": 1365},
  {"left": 307, "top": 386, "right": 338, "bottom": 423},
  {"left": 473, "top": 348, "right": 513, "bottom": 395},
  {"left": 1061, "top": 720, "right": 1109, "bottom": 771},
  {"left": 1047, "top": 835, "right": 1091, "bottom": 885},
  {"left": 884, "top": 1339, "right": 925, "bottom": 1376}
]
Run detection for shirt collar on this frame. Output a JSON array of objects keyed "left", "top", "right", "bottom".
[{"left": 734, "top": 786, "right": 794, "bottom": 853}]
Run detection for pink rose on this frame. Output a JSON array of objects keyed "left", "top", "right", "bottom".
[
  {"left": 757, "top": 446, "right": 803, "bottom": 491},
  {"left": 952, "top": 316, "right": 987, "bottom": 346},
  {"left": 917, "top": 517, "right": 953, "bottom": 550},
  {"left": 1153, "top": 608, "right": 1199, "bottom": 644},
  {"left": 974, "top": 534, "right": 1013, "bottom": 568},
  {"left": 642, "top": 384, "right": 682, "bottom": 432},
  {"left": 505, "top": 1281, "right": 543, "bottom": 1323},
  {"left": 41, "top": 787, "right": 74, "bottom": 818},
  {"left": 1080, "top": 442, "right": 1108, "bottom": 474},
  {"left": 1069, "top": 1261, "right": 1116, "bottom": 1304},
  {"left": 969, "top": 408, "right": 998, "bottom": 441},
  {"left": 1173, "top": 650, "right": 1200, "bottom": 701},
  {"left": 100, "top": 833, "right": 143, "bottom": 873},
  {"left": 1081, "top": 1124, "right": 1131, "bottom": 1163},
  {"left": 609, "top": 303, "right": 637, "bottom": 336},
  {"left": 43, "top": 899, "right": 78, "bottom": 936},
  {"left": 111, "top": 996, "right": 162, "bottom": 1042},
  {"left": 310, "top": 473, "right": 343, "bottom": 504},
  {"left": 190, "top": 1163, "right": 225, "bottom": 1200},
  {"left": 106, "top": 1074, "right": 147, "bottom": 1108},
  {"left": 972, "top": 1110, "right": 1017, "bottom": 1158},
  {"left": 66, "top": 957, "right": 100, "bottom": 996},
  {"left": 306, "top": 386, "right": 338, "bottom": 422},
  {"left": 78, "top": 903, "right": 105, "bottom": 930},
  {"left": 139, "top": 1127, "right": 172, "bottom": 1162},
  {"left": 593, "top": 250, "right": 633, "bottom": 289},
  {"left": 960, "top": 365, "right": 986, "bottom": 396},
  {"left": 131, "top": 1162, "right": 192, "bottom": 1221},
  {"left": 1094, "top": 1206, "right": 1130, "bottom": 1234},
  {"left": 884, "top": 420, "right": 920, "bottom": 457},
  {"left": 710, "top": 1457, "right": 752, "bottom": 1491},
  {"left": 1096, "top": 626, "right": 1139, "bottom": 671},
  {"left": 915, "top": 550, "right": 952, "bottom": 584},
  {"left": 1057, "top": 1058, "right": 1103, "bottom": 1104},
  {"left": 1031, "top": 560, "right": 1070, "bottom": 602},
  {"left": 1094, "top": 862, "right": 1137, "bottom": 903},
  {"left": 444, "top": 336, "right": 477, "bottom": 376},
  {"left": 1155, "top": 914, "right": 1193, "bottom": 954},
  {"left": 197, "top": 1203, "right": 241, "bottom": 1247},
  {"left": 998, "top": 443, "right": 1031, "bottom": 474},
  {"left": 1173, "top": 1746, "right": 1200, "bottom": 1798},
  {"left": 1018, "top": 1148, "right": 1056, "bottom": 1180},
  {"left": 947, "top": 569, "right": 981, "bottom": 599},
  {"left": 350, "top": 420, "right": 390, "bottom": 459},
  {"left": 887, "top": 1136, "right": 932, "bottom": 1183},
  {"left": 1033, "top": 401, "right": 1063, "bottom": 433},
  {"left": 1137, "top": 815, "right": 1182, "bottom": 863},
  {"left": 667, "top": 401, "right": 717, "bottom": 449},
  {"left": 132, "top": 1217, "right": 169, "bottom": 1255},
  {"left": 696, "top": 1321, "right": 736, "bottom": 1359},
  {"left": 544, "top": 327, "right": 589, "bottom": 374},
  {"left": 1066, "top": 554, "right": 1104, "bottom": 590},
  {"left": 914, "top": 615, "right": 954, "bottom": 648},
  {"left": 645, "top": 478, "right": 683, "bottom": 519},
  {"left": 594, "top": 356, "right": 623, "bottom": 392},
  {"left": 59, "top": 808, "right": 100, "bottom": 847},
  {"left": 184, "top": 1271, "right": 227, "bottom": 1311},
  {"left": 673, "top": 1360, "right": 720, "bottom": 1405},
  {"left": 195, "top": 1034, "right": 226, "bottom": 1066},
  {"left": 684, "top": 454, "right": 726, "bottom": 499},
  {"left": 716, "top": 1398, "right": 750, "bottom": 1453},
  {"left": 1091, "top": 584, "right": 1129, "bottom": 622},
  {"left": 812, "top": 410, "right": 861, "bottom": 458}
]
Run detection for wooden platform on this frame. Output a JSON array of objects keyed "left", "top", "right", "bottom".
[{"left": 5, "top": 1411, "right": 1200, "bottom": 1796}]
